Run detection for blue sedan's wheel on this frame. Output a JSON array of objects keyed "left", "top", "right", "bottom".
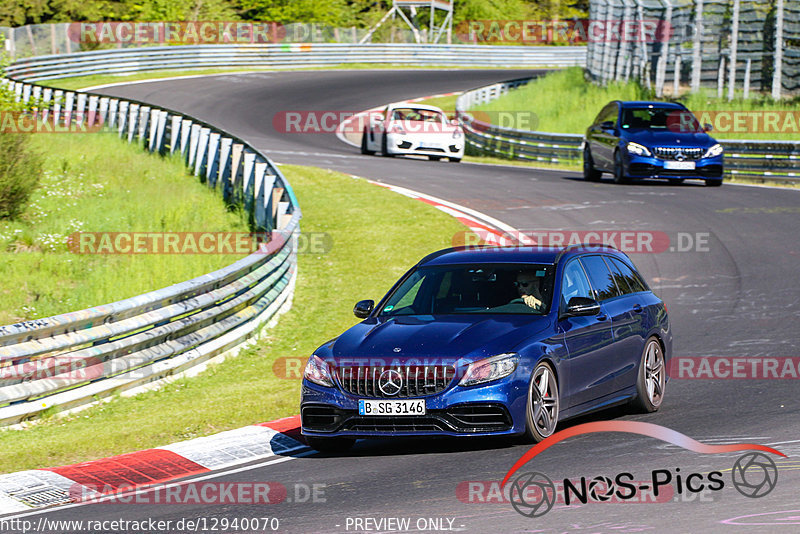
[
  {"left": 583, "top": 147, "right": 602, "bottom": 181},
  {"left": 705, "top": 179, "right": 723, "bottom": 187},
  {"left": 632, "top": 337, "right": 665, "bottom": 413},
  {"left": 523, "top": 362, "right": 559, "bottom": 443},
  {"left": 613, "top": 150, "right": 629, "bottom": 184},
  {"left": 306, "top": 436, "right": 355, "bottom": 453}
]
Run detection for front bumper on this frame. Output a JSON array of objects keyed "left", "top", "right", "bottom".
[
  {"left": 386, "top": 133, "right": 464, "bottom": 158},
  {"left": 624, "top": 153, "right": 724, "bottom": 181},
  {"left": 300, "top": 376, "right": 527, "bottom": 438}
]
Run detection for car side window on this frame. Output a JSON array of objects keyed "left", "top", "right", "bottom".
[
  {"left": 579, "top": 255, "right": 620, "bottom": 301},
  {"left": 560, "top": 260, "right": 594, "bottom": 311},
  {"left": 608, "top": 257, "right": 647, "bottom": 294},
  {"left": 602, "top": 103, "right": 619, "bottom": 127}
]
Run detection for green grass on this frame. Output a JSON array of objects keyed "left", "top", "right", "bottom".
[
  {"left": 0, "top": 133, "right": 250, "bottom": 326},
  {"left": 473, "top": 67, "right": 800, "bottom": 140},
  {"left": 0, "top": 164, "right": 470, "bottom": 473}
]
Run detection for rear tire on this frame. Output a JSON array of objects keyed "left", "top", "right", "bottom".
[
  {"left": 360, "top": 129, "right": 375, "bottom": 155},
  {"left": 630, "top": 337, "right": 666, "bottom": 413},
  {"left": 306, "top": 436, "right": 355, "bottom": 453},
  {"left": 429, "top": 155, "right": 442, "bottom": 161},
  {"left": 668, "top": 178, "right": 684, "bottom": 185},
  {"left": 613, "top": 150, "right": 629, "bottom": 184},
  {"left": 705, "top": 179, "right": 722, "bottom": 187},
  {"left": 522, "top": 361, "right": 559, "bottom": 443},
  {"left": 583, "top": 147, "right": 602, "bottom": 181}
]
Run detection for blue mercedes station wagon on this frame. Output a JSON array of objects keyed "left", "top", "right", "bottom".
[
  {"left": 300, "top": 245, "right": 671, "bottom": 452},
  {"left": 583, "top": 101, "right": 724, "bottom": 186}
]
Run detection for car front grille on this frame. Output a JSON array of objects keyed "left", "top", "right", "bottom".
[
  {"left": 336, "top": 364, "right": 456, "bottom": 398},
  {"left": 654, "top": 146, "right": 704, "bottom": 160}
]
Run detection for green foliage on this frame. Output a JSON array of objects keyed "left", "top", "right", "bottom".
[{"left": 0, "top": 133, "right": 42, "bottom": 220}]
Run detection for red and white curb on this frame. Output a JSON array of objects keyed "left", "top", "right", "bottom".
[
  {"left": 0, "top": 416, "right": 304, "bottom": 514},
  {"left": 366, "top": 179, "right": 533, "bottom": 247}
]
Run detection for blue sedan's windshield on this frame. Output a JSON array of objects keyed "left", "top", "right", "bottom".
[
  {"left": 621, "top": 107, "right": 701, "bottom": 132},
  {"left": 379, "top": 263, "right": 556, "bottom": 316}
]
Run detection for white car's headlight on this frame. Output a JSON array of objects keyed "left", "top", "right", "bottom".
[
  {"left": 703, "top": 143, "right": 723, "bottom": 158},
  {"left": 452, "top": 129, "right": 462, "bottom": 139},
  {"left": 626, "top": 142, "right": 651, "bottom": 156},
  {"left": 304, "top": 355, "right": 334, "bottom": 387},
  {"left": 459, "top": 353, "right": 519, "bottom": 387}
]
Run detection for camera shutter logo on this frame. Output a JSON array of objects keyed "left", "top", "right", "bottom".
[
  {"left": 731, "top": 452, "right": 778, "bottom": 498},
  {"left": 509, "top": 472, "right": 556, "bottom": 518}
]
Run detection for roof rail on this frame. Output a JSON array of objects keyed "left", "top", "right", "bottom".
[{"left": 555, "top": 242, "right": 620, "bottom": 263}]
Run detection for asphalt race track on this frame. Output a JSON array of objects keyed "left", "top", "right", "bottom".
[{"left": 22, "top": 70, "right": 800, "bottom": 533}]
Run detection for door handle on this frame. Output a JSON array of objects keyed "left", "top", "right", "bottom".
[{"left": 632, "top": 304, "right": 643, "bottom": 313}]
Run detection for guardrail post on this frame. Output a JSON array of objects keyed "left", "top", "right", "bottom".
[
  {"left": 117, "top": 101, "right": 129, "bottom": 136},
  {"left": 169, "top": 115, "right": 182, "bottom": 153},
  {"left": 155, "top": 111, "right": 168, "bottom": 154},
  {"left": 147, "top": 108, "right": 159, "bottom": 152},
  {"left": 262, "top": 173, "right": 277, "bottom": 232},
  {"left": 218, "top": 137, "right": 233, "bottom": 194},
  {"left": 98, "top": 97, "right": 109, "bottom": 127},
  {"left": 187, "top": 123, "right": 201, "bottom": 166},
  {"left": 42, "top": 87, "right": 52, "bottom": 121},
  {"left": 180, "top": 119, "right": 192, "bottom": 157},
  {"left": 14, "top": 82, "right": 22, "bottom": 102},
  {"left": 227, "top": 143, "right": 244, "bottom": 205},
  {"left": 194, "top": 127, "right": 210, "bottom": 177},
  {"left": 64, "top": 91, "right": 75, "bottom": 128},
  {"left": 88, "top": 95, "right": 98, "bottom": 128},
  {"left": 31, "top": 85, "right": 41, "bottom": 108},
  {"left": 242, "top": 151, "right": 256, "bottom": 214},
  {"left": 127, "top": 103, "right": 140, "bottom": 143},
  {"left": 253, "top": 161, "right": 267, "bottom": 230},
  {"left": 138, "top": 105, "right": 150, "bottom": 144},
  {"left": 205, "top": 132, "right": 221, "bottom": 187},
  {"left": 76, "top": 92, "right": 87, "bottom": 126}
]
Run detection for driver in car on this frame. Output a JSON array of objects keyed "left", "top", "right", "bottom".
[{"left": 511, "top": 270, "right": 544, "bottom": 310}]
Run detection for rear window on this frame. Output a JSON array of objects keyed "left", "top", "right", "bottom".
[{"left": 607, "top": 257, "right": 648, "bottom": 294}]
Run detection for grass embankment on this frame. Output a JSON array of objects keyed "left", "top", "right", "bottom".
[
  {"left": 472, "top": 67, "right": 800, "bottom": 141},
  {"left": 0, "top": 133, "right": 250, "bottom": 325},
  {"left": 0, "top": 163, "right": 470, "bottom": 473}
]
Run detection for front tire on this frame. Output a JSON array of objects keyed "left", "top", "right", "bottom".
[
  {"left": 449, "top": 157, "right": 462, "bottom": 163},
  {"left": 613, "top": 150, "right": 629, "bottom": 184},
  {"left": 429, "top": 155, "right": 442, "bottom": 161},
  {"left": 360, "top": 129, "right": 375, "bottom": 155},
  {"left": 583, "top": 147, "right": 602, "bottom": 181},
  {"left": 631, "top": 337, "right": 666, "bottom": 413},
  {"left": 705, "top": 179, "right": 723, "bottom": 187},
  {"left": 381, "top": 134, "right": 394, "bottom": 157},
  {"left": 668, "top": 178, "right": 685, "bottom": 185},
  {"left": 306, "top": 436, "right": 355, "bottom": 453},
  {"left": 522, "top": 361, "right": 559, "bottom": 443}
]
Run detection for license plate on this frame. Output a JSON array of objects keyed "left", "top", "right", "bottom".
[
  {"left": 419, "top": 142, "right": 442, "bottom": 149},
  {"left": 664, "top": 161, "right": 696, "bottom": 170},
  {"left": 358, "top": 399, "right": 426, "bottom": 416}
]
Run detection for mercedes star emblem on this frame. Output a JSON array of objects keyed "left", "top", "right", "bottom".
[{"left": 378, "top": 369, "right": 403, "bottom": 396}]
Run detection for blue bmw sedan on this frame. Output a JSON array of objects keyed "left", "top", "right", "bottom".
[
  {"left": 300, "top": 245, "right": 671, "bottom": 452},
  {"left": 583, "top": 101, "right": 724, "bottom": 186}
]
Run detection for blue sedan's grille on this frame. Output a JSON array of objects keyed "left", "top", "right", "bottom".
[
  {"left": 336, "top": 365, "right": 455, "bottom": 398},
  {"left": 654, "top": 147, "right": 704, "bottom": 160}
]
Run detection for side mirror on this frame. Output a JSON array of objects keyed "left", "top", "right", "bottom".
[
  {"left": 600, "top": 120, "right": 615, "bottom": 131},
  {"left": 703, "top": 123, "right": 713, "bottom": 132},
  {"left": 564, "top": 296, "right": 601, "bottom": 317},
  {"left": 353, "top": 299, "right": 374, "bottom": 319},
  {"left": 450, "top": 118, "right": 459, "bottom": 126}
]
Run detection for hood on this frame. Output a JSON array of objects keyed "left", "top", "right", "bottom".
[
  {"left": 328, "top": 315, "right": 551, "bottom": 364},
  {"left": 622, "top": 129, "right": 715, "bottom": 147}
]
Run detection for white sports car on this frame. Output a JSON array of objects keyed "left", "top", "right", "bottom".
[{"left": 361, "top": 103, "right": 464, "bottom": 162}]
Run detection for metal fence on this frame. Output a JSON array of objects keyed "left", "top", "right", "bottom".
[
  {"left": 5, "top": 43, "right": 587, "bottom": 82},
  {"left": 0, "top": 70, "right": 301, "bottom": 426},
  {"left": 456, "top": 77, "right": 800, "bottom": 181},
  {"left": 585, "top": 0, "right": 800, "bottom": 98}
]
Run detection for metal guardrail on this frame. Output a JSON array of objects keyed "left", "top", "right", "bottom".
[
  {"left": 456, "top": 77, "right": 800, "bottom": 181},
  {"left": 5, "top": 44, "right": 587, "bottom": 81},
  {"left": 0, "top": 68, "right": 301, "bottom": 425}
]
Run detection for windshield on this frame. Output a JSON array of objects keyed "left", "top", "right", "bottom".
[
  {"left": 390, "top": 107, "right": 444, "bottom": 122},
  {"left": 378, "top": 263, "right": 556, "bottom": 316},
  {"left": 621, "top": 107, "right": 702, "bottom": 132}
]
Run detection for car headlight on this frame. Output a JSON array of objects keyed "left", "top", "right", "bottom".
[
  {"left": 703, "top": 143, "right": 723, "bottom": 158},
  {"left": 626, "top": 142, "right": 651, "bottom": 156},
  {"left": 452, "top": 129, "right": 462, "bottom": 139},
  {"left": 304, "top": 354, "right": 334, "bottom": 387},
  {"left": 459, "top": 353, "right": 519, "bottom": 387},
  {"left": 392, "top": 125, "right": 406, "bottom": 135}
]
